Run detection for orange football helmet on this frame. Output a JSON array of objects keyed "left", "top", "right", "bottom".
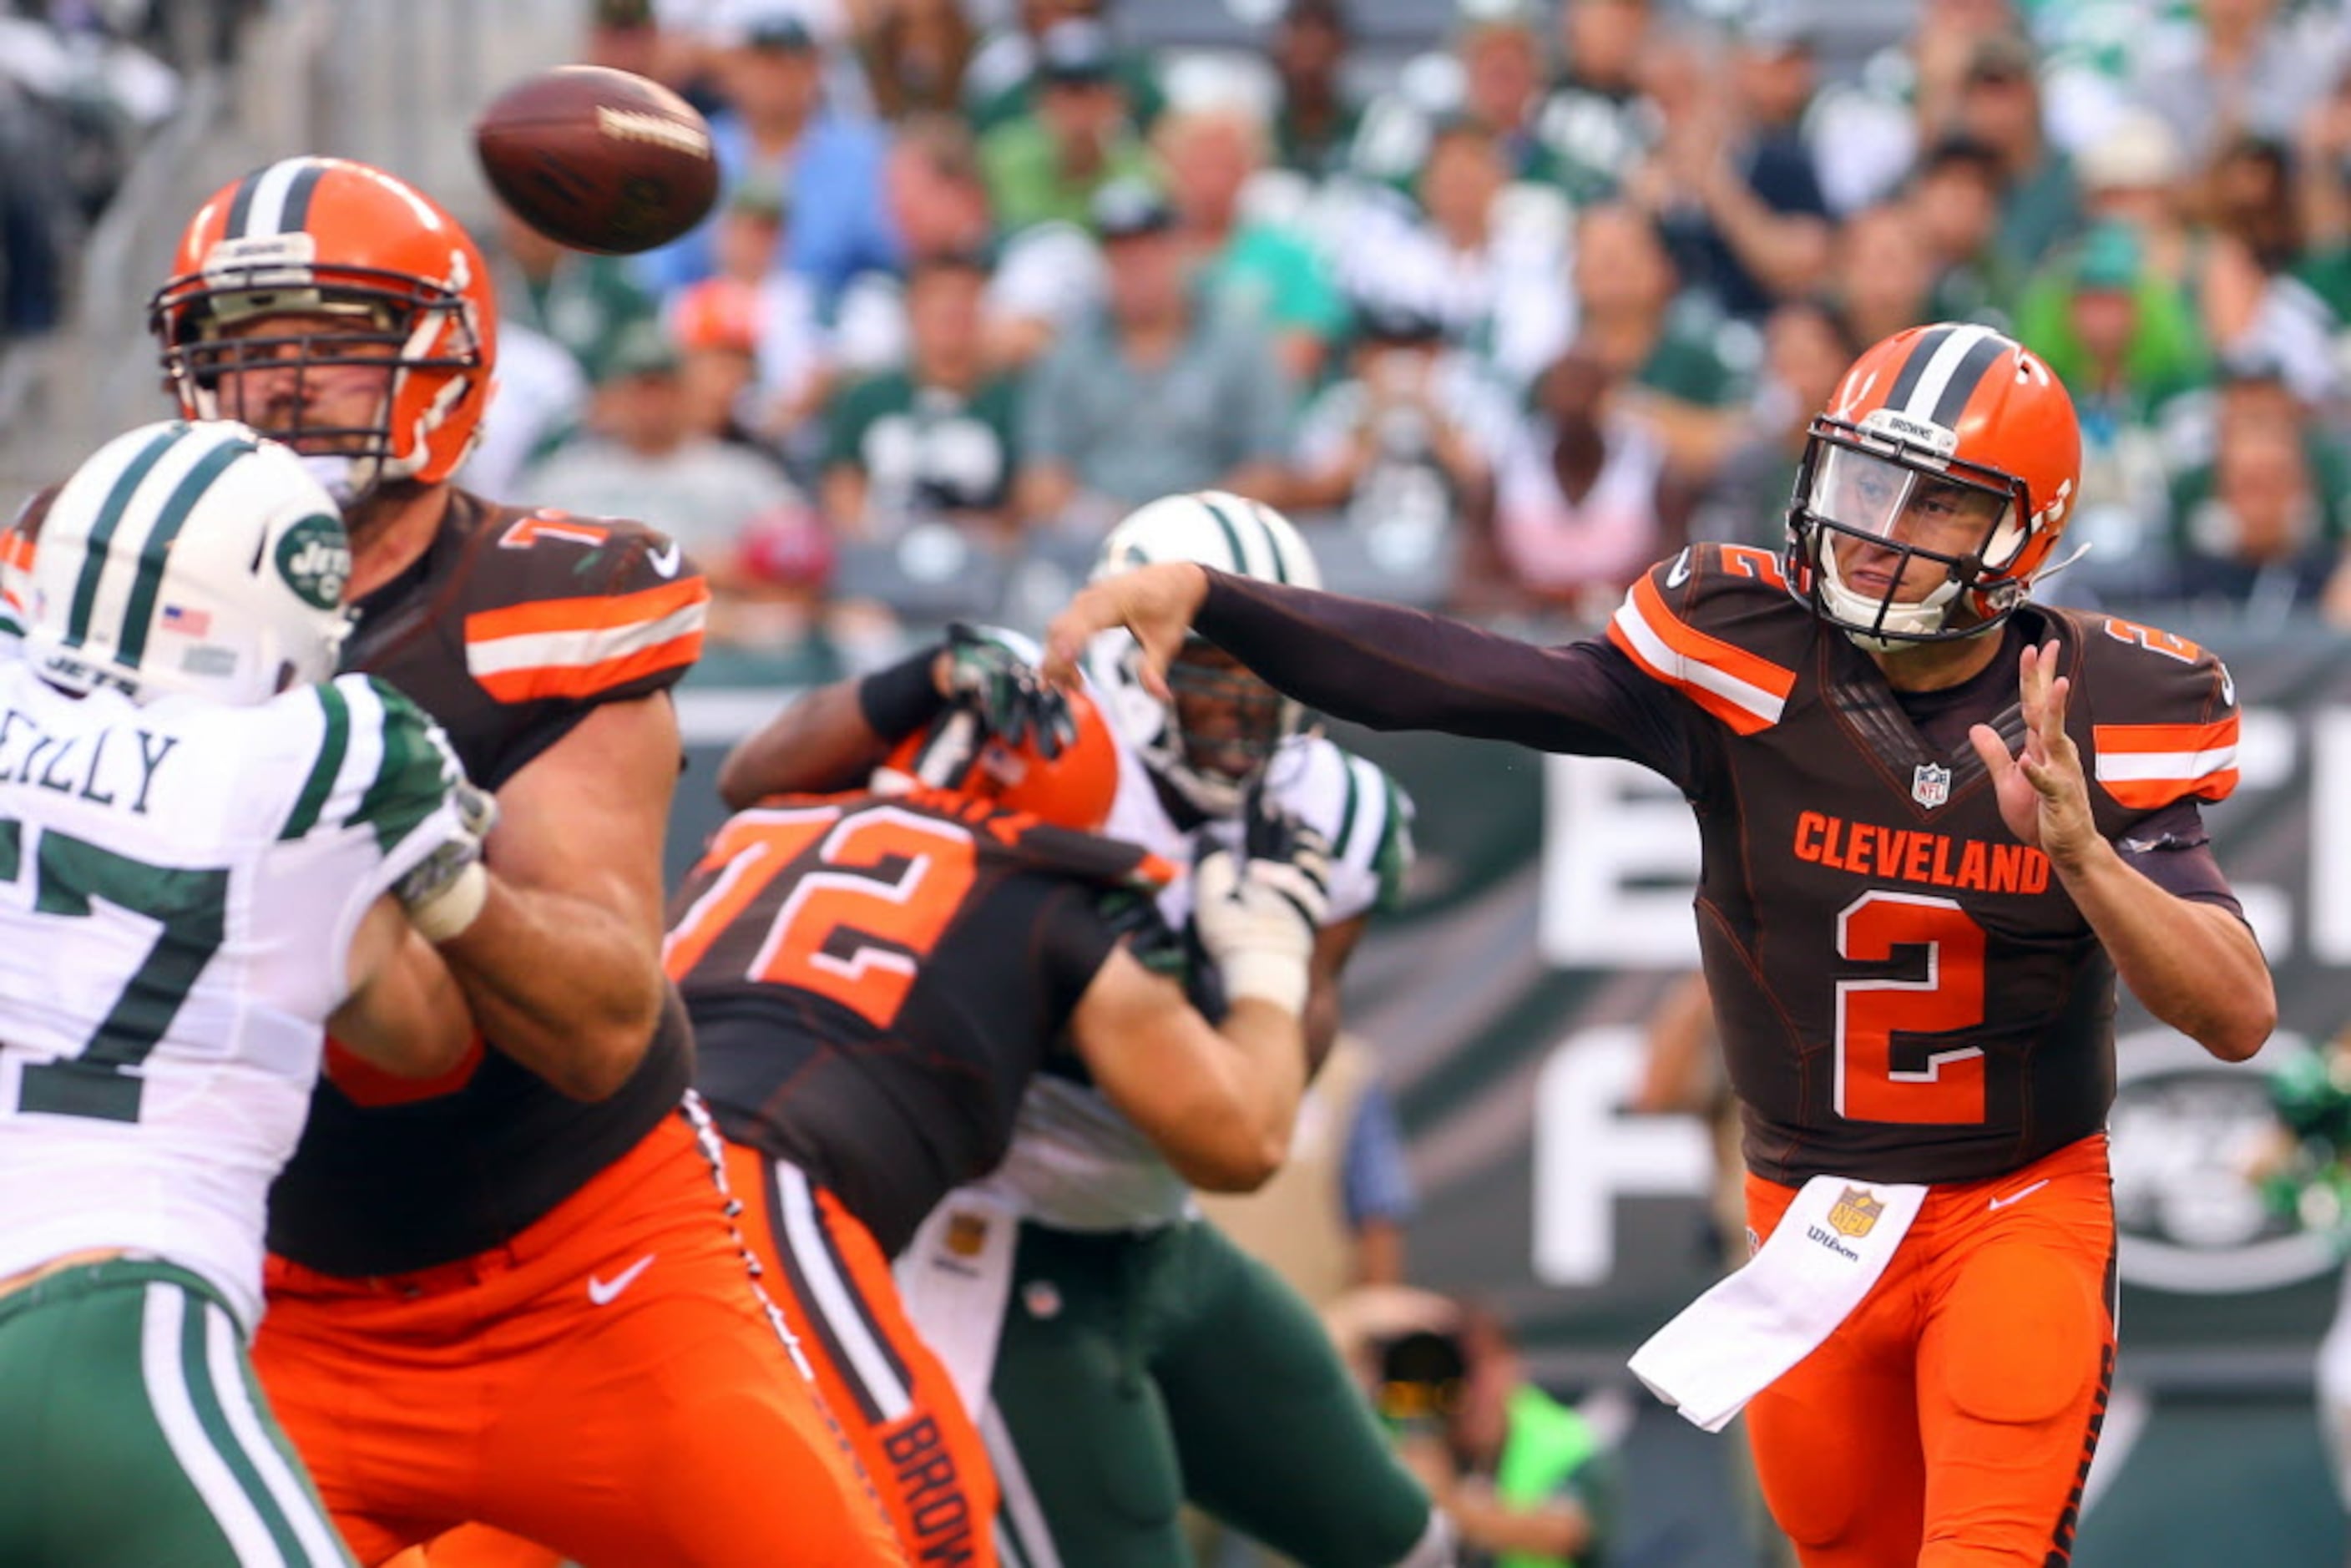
[
  {"left": 1785, "top": 321, "right": 2081, "bottom": 647},
  {"left": 149, "top": 156, "right": 496, "bottom": 496},
  {"left": 878, "top": 686, "right": 1120, "bottom": 836}
]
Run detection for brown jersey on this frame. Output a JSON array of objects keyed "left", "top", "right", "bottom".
[
  {"left": 1196, "top": 544, "right": 2246, "bottom": 1187},
  {"left": 668, "top": 787, "right": 1178, "bottom": 1255},
  {"left": 267, "top": 489, "right": 708, "bottom": 1276}
]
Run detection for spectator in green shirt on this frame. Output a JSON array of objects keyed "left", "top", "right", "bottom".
[
  {"left": 488, "top": 205, "right": 660, "bottom": 386},
  {"left": 978, "top": 18, "right": 1155, "bottom": 235},
  {"left": 1267, "top": 0, "right": 1364, "bottom": 180},
  {"left": 820, "top": 252, "right": 1022, "bottom": 544}
]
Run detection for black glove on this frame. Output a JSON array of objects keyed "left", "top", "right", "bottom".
[
  {"left": 1235, "top": 787, "right": 1332, "bottom": 929},
  {"left": 940, "top": 622, "right": 1074, "bottom": 759}
]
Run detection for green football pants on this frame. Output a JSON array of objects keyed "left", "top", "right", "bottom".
[
  {"left": 0, "top": 1258, "right": 353, "bottom": 1567},
  {"left": 987, "top": 1218, "right": 1433, "bottom": 1568}
]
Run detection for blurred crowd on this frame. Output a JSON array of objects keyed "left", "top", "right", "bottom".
[
  {"left": 0, "top": 0, "right": 208, "bottom": 335},
  {"left": 95, "top": 0, "right": 2351, "bottom": 675}
]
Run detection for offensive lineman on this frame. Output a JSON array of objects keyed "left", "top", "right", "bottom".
[
  {"left": 720, "top": 494, "right": 1454, "bottom": 1568},
  {"left": 144, "top": 157, "right": 900, "bottom": 1564}
]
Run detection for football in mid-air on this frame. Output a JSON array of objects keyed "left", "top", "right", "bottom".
[{"left": 473, "top": 65, "right": 718, "bottom": 255}]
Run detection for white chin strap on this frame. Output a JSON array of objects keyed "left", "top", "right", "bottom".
[{"left": 1818, "top": 541, "right": 1967, "bottom": 652}]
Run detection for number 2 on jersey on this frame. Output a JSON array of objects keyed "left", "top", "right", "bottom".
[
  {"left": 0, "top": 814, "right": 227, "bottom": 1123},
  {"left": 664, "top": 802, "right": 977, "bottom": 1029},
  {"left": 1833, "top": 889, "right": 1987, "bottom": 1125}
]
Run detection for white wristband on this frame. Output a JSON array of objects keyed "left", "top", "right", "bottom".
[
  {"left": 1221, "top": 948, "right": 1310, "bottom": 1017},
  {"left": 409, "top": 860, "right": 488, "bottom": 944}
]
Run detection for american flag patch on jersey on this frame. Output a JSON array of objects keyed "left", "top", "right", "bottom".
[{"left": 160, "top": 604, "right": 211, "bottom": 636}]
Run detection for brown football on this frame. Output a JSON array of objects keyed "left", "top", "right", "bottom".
[{"left": 473, "top": 65, "right": 718, "bottom": 255}]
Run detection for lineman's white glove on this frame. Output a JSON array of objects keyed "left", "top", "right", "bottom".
[{"left": 1193, "top": 814, "right": 1332, "bottom": 1015}]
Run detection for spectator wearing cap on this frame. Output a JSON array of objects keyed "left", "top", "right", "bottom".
[
  {"left": 963, "top": 0, "right": 1165, "bottom": 137},
  {"left": 2073, "top": 106, "right": 2189, "bottom": 278},
  {"left": 978, "top": 17, "right": 1155, "bottom": 235},
  {"left": 1623, "top": 18, "right": 1834, "bottom": 322},
  {"left": 1289, "top": 297, "right": 1516, "bottom": 595},
  {"left": 821, "top": 251, "right": 1023, "bottom": 544},
  {"left": 489, "top": 204, "right": 660, "bottom": 386},
  {"left": 2013, "top": 222, "right": 2209, "bottom": 603},
  {"left": 1337, "top": 116, "right": 1574, "bottom": 395},
  {"left": 1951, "top": 31, "right": 2082, "bottom": 272},
  {"left": 1267, "top": 0, "right": 1363, "bottom": 180},
  {"left": 1351, "top": 10, "right": 1560, "bottom": 192},
  {"left": 668, "top": 278, "right": 777, "bottom": 457},
  {"left": 1015, "top": 178, "right": 1292, "bottom": 531},
  {"left": 634, "top": 8, "right": 898, "bottom": 307},
  {"left": 522, "top": 316, "right": 806, "bottom": 579},
  {"left": 1156, "top": 100, "right": 1347, "bottom": 387}
]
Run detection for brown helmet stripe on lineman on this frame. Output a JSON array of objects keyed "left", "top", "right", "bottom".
[{"left": 223, "top": 159, "right": 327, "bottom": 239}]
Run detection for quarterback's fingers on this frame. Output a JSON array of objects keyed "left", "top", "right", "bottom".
[{"left": 1966, "top": 721, "right": 2015, "bottom": 781}]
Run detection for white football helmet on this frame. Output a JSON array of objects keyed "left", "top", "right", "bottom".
[
  {"left": 23, "top": 419, "right": 355, "bottom": 706},
  {"left": 1086, "top": 489, "right": 1322, "bottom": 818}
]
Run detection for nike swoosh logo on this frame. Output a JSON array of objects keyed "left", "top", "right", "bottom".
[
  {"left": 587, "top": 1253, "right": 656, "bottom": 1305},
  {"left": 648, "top": 540, "right": 682, "bottom": 579},
  {"left": 1664, "top": 548, "right": 1693, "bottom": 589},
  {"left": 1988, "top": 1179, "right": 2050, "bottom": 1212}
]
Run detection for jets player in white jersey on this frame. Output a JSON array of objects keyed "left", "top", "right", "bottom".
[
  {"left": 718, "top": 492, "right": 1453, "bottom": 1568},
  {"left": 0, "top": 420, "right": 490, "bottom": 1567}
]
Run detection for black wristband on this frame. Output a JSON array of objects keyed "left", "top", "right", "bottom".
[{"left": 857, "top": 645, "right": 947, "bottom": 741}]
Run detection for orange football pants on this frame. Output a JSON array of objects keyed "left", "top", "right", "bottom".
[
  {"left": 724, "top": 1141, "right": 998, "bottom": 1568},
  {"left": 254, "top": 1105, "right": 904, "bottom": 1567},
  {"left": 1742, "top": 1132, "right": 2116, "bottom": 1567}
]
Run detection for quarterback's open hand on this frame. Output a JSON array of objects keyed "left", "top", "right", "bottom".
[
  {"left": 1967, "top": 640, "right": 2099, "bottom": 868},
  {"left": 1041, "top": 562, "right": 1211, "bottom": 697}
]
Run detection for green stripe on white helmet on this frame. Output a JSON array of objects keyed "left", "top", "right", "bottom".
[
  {"left": 25, "top": 419, "right": 354, "bottom": 706},
  {"left": 1086, "top": 491, "right": 1319, "bottom": 818}
]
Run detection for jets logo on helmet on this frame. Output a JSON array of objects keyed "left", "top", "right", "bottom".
[
  {"left": 149, "top": 156, "right": 496, "bottom": 501},
  {"left": 1087, "top": 491, "right": 1321, "bottom": 817},
  {"left": 1786, "top": 322, "right": 2081, "bottom": 650},
  {"left": 23, "top": 419, "right": 355, "bottom": 706}
]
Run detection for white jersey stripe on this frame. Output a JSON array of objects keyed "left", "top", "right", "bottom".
[
  {"left": 464, "top": 600, "right": 704, "bottom": 678},
  {"left": 200, "top": 1300, "right": 346, "bottom": 1567},
  {"left": 1900, "top": 323, "right": 1997, "bottom": 424},
  {"left": 775, "top": 1159, "right": 913, "bottom": 1422},
  {"left": 983, "top": 1401, "right": 1065, "bottom": 1568},
  {"left": 2093, "top": 746, "right": 2238, "bottom": 783},
  {"left": 141, "top": 1283, "right": 288, "bottom": 1568}
]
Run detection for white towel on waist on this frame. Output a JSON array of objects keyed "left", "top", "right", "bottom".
[{"left": 1628, "top": 1174, "right": 1926, "bottom": 1433}]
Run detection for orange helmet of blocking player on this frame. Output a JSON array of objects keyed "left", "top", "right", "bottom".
[
  {"left": 1784, "top": 321, "right": 2081, "bottom": 649},
  {"left": 149, "top": 156, "right": 497, "bottom": 497},
  {"left": 879, "top": 686, "right": 1121, "bottom": 836}
]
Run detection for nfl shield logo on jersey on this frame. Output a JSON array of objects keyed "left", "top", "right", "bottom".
[{"left": 1912, "top": 762, "right": 1952, "bottom": 809}]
